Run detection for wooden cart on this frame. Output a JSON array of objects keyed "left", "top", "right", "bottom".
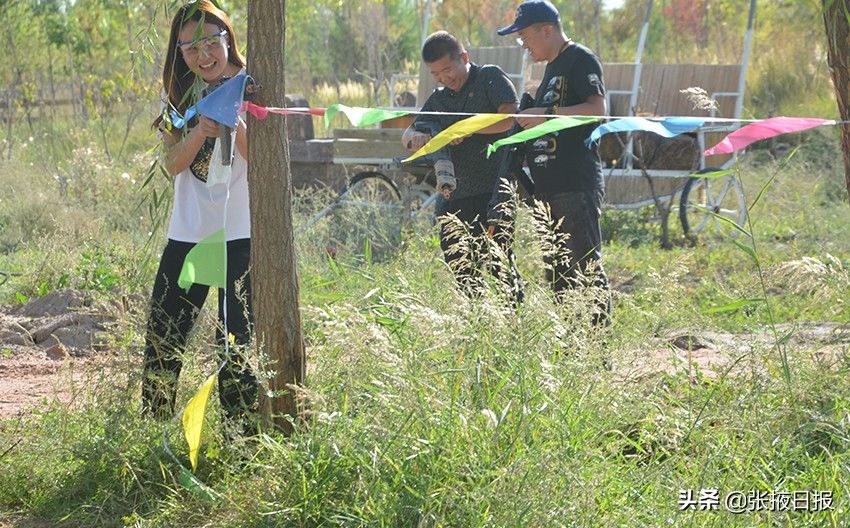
[{"left": 294, "top": 0, "right": 756, "bottom": 243}]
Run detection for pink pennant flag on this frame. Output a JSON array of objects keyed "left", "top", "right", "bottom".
[
  {"left": 704, "top": 117, "right": 834, "bottom": 157},
  {"left": 241, "top": 101, "right": 326, "bottom": 120}
]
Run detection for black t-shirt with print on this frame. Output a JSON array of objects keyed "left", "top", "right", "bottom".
[
  {"left": 414, "top": 63, "right": 518, "bottom": 199},
  {"left": 527, "top": 43, "right": 605, "bottom": 195}
]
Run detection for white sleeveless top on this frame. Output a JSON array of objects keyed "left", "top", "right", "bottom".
[
  {"left": 164, "top": 80, "right": 251, "bottom": 243},
  {"left": 167, "top": 144, "right": 250, "bottom": 243}
]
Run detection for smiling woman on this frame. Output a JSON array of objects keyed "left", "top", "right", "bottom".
[
  {"left": 141, "top": 0, "right": 258, "bottom": 434},
  {"left": 160, "top": 3, "right": 245, "bottom": 117}
]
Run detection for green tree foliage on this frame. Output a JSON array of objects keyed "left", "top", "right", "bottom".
[
  {"left": 0, "top": 0, "right": 838, "bottom": 118},
  {"left": 284, "top": 0, "right": 419, "bottom": 102}
]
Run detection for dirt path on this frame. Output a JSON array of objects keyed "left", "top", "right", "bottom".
[
  {"left": 0, "top": 289, "right": 848, "bottom": 420},
  {"left": 618, "top": 322, "right": 850, "bottom": 383},
  {"left": 0, "top": 289, "right": 121, "bottom": 420}
]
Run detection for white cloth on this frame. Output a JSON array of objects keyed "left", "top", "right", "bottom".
[
  {"left": 162, "top": 71, "right": 250, "bottom": 243},
  {"left": 167, "top": 144, "right": 250, "bottom": 243},
  {"left": 207, "top": 130, "right": 235, "bottom": 188}
]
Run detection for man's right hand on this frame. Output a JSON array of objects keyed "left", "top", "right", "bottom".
[{"left": 406, "top": 131, "right": 431, "bottom": 151}]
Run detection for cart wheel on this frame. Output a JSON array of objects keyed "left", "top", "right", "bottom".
[
  {"left": 679, "top": 169, "right": 747, "bottom": 237},
  {"left": 342, "top": 171, "right": 402, "bottom": 204},
  {"left": 332, "top": 171, "right": 404, "bottom": 261},
  {"left": 407, "top": 183, "right": 437, "bottom": 223}
]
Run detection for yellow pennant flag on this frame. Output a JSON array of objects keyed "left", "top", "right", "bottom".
[
  {"left": 402, "top": 113, "right": 511, "bottom": 163},
  {"left": 182, "top": 373, "right": 217, "bottom": 472}
]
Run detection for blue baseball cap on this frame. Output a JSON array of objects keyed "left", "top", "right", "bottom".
[{"left": 497, "top": 0, "right": 561, "bottom": 36}]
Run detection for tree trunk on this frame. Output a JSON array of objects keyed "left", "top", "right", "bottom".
[
  {"left": 247, "top": 0, "right": 306, "bottom": 435},
  {"left": 824, "top": 0, "right": 850, "bottom": 198},
  {"left": 47, "top": 44, "right": 57, "bottom": 119},
  {"left": 593, "top": 0, "right": 602, "bottom": 59}
]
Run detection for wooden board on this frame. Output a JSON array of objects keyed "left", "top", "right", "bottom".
[
  {"left": 603, "top": 63, "right": 741, "bottom": 117},
  {"left": 289, "top": 138, "right": 334, "bottom": 164},
  {"left": 333, "top": 128, "right": 408, "bottom": 161},
  {"left": 333, "top": 128, "right": 405, "bottom": 141}
]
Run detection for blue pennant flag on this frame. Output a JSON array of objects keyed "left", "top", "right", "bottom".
[
  {"left": 586, "top": 116, "right": 705, "bottom": 147},
  {"left": 171, "top": 73, "right": 248, "bottom": 129}
]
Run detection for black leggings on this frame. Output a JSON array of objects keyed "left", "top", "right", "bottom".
[{"left": 141, "top": 238, "right": 257, "bottom": 422}]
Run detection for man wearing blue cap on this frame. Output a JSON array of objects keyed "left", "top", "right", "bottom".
[{"left": 497, "top": 0, "right": 611, "bottom": 325}]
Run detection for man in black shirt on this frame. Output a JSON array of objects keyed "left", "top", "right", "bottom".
[
  {"left": 497, "top": 0, "right": 611, "bottom": 325},
  {"left": 402, "top": 31, "right": 522, "bottom": 302}
]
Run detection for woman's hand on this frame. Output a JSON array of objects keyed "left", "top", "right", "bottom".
[
  {"left": 162, "top": 120, "right": 211, "bottom": 176},
  {"left": 197, "top": 116, "right": 222, "bottom": 138}
]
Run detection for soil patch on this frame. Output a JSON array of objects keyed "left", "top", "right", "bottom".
[{"left": 0, "top": 289, "right": 123, "bottom": 420}]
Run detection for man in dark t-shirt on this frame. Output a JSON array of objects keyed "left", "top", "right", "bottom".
[
  {"left": 497, "top": 0, "right": 611, "bottom": 325},
  {"left": 402, "top": 31, "right": 522, "bottom": 303}
]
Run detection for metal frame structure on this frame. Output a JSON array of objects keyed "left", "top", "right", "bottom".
[
  {"left": 605, "top": 0, "right": 756, "bottom": 176},
  {"left": 593, "top": 0, "right": 757, "bottom": 237}
]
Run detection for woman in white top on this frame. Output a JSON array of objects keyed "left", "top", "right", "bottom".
[{"left": 142, "top": 0, "right": 256, "bottom": 432}]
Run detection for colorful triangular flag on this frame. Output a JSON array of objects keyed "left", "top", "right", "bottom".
[
  {"left": 324, "top": 103, "right": 410, "bottom": 128},
  {"left": 586, "top": 116, "right": 705, "bottom": 147},
  {"left": 182, "top": 373, "right": 217, "bottom": 472},
  {"left": 172, "top": 73, "right": 249, "bottom": 129},
  {"left": 177, "top": 229, "right": 227, "bottom": 291},
  {"left": 487, "top": 116, "right": 600, "bottom": 158},
  {"left": 402, "top": 113, "right": 510, "bottom": 163},
  {"left": 704, "top": 117, "right": 834, "bottom": 156}
]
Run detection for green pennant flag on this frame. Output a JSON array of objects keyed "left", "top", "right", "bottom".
[
  {"left": 324, "top": 103, "right": 410, "bottom": 128},
  {"left": 179, "top": 466, "right": 219, "bottom": 502},
  {"left": 486, "top": 116, "right": 601, "bottom": 158},
  {"left": 178, "top": 229, "right": 227, "bottom": 291}
]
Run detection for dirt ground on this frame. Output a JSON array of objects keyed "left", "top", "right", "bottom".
[
  {"left": 0, "top": 288, "right": 848, "bottom": 422},
  {"left": 619, "top": 322, "right": 850, "bottom": 383},
  {"left": 0, "top": 289, "right": 125, "bottom": 421}
]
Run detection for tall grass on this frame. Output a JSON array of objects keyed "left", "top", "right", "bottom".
[{"left": 1, "top": 103, "right": 849, "bottom": 526}]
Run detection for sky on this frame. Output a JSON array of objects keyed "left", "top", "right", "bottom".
[{"left": 603, "top": 0, "right": 625, "bottom": 9}]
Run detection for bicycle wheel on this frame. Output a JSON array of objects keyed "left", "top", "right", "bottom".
[
  {"left": 341, "top": 171, "right": 402, "bottom": 204},
  {"left": 332, "top": 171, "right": 404, "bottom": 260},
  {"left": 679, "top": 170, "right": 746, "bottom": 237}
]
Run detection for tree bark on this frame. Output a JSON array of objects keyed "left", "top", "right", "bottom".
[
  {"left": 247, "top": 0, "right": 306, "bottom": 435},
  {"left": 593, "top": 0, "right": 602, "bottom": 59},
  {"left": 824, "top": 0, "right": 850, "bottom": 198}
]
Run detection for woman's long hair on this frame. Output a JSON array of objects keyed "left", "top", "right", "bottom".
[{"left": 155, "top": 0, "right": 245, "bottom": 129}]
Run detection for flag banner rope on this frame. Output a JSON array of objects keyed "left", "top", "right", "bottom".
[{"left": 169, "top": 84, "right": 844, "bottom": 159}]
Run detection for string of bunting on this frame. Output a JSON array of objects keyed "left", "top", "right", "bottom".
[
  {"left": 163, "top": 74, "right": 841, "bottom": 498},
  {"left": 161, "top": 74, "right": 247, "bottom": 503},
  {"left": 170, "top": 77, "right": 841, "bottom": 163}
]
